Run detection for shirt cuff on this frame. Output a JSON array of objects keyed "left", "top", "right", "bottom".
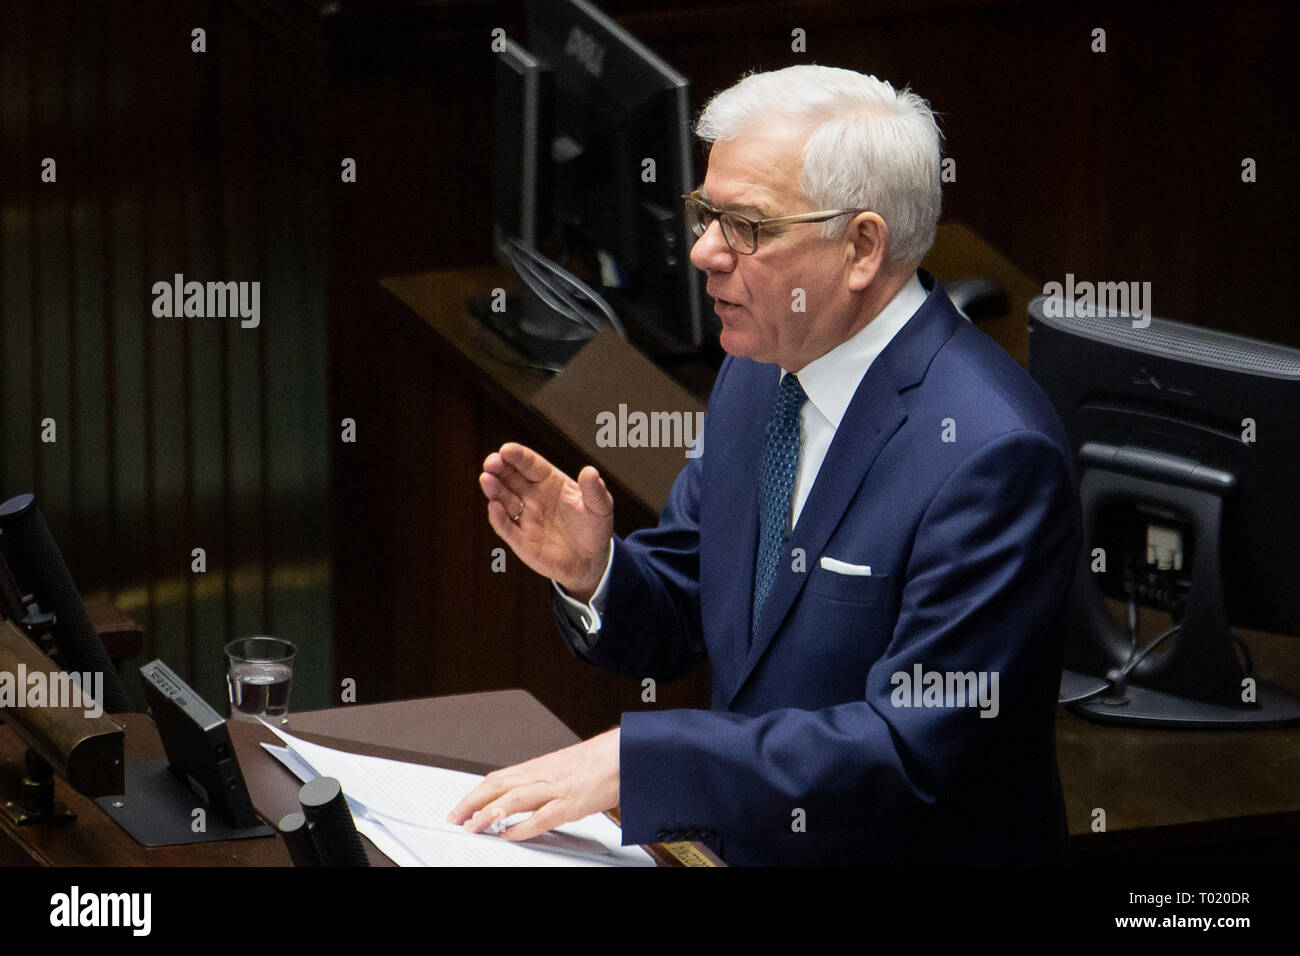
[{"left": 551, "top": 540, "right": 615, "bottom": 636}]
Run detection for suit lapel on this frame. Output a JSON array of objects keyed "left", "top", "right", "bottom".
[
  {"left": 734, "top": 376, "right": 906, "bottom": 697},
  {"left": 704, "top": 360, "right": 776, "bottom": 699},
  {"left": 726, "top": 276, "right": 965, "bottom": 705}
]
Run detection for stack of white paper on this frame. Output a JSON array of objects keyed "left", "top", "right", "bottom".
[{"left": 259, "top": 721, "right": 654, "bottom": 867}]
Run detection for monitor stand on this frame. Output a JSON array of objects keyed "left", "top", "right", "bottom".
[
  {"left": 96, "top": 759, "right": 274, "bottom": 846},
  {"left": 1062, "top": 446, "right": 1300, "bottom": 728},
  {"left": 1064, "top": 672, "right": 1300, "bottom": 727},
  {"left": 469, "top": 289, "right": 593, "bottom": 370}
]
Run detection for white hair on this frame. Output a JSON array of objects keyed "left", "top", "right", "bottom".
[{"left": 695, "top": 65, "right": 943, "bottom": 269}]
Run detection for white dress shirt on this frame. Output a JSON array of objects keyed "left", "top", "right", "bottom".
[{"left": 556, "top": 273, "right": 930, "bottom": 635}]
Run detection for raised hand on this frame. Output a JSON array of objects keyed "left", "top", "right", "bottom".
[{"left": 479, "top": 442, "right": 614, "bottom": 602}]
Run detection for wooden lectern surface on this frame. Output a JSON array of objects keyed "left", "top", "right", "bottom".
[{"left": 0, "top": 690, "right": 711, "bottom": 866}]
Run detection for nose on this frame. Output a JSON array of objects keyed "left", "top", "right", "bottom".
[{"left": 689, "top": 219, "right": 736, "bottom": 274}]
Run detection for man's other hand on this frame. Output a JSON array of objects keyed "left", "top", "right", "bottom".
[
  {"left": 447, "top": 729, "right": 620, "bottom": 841},
  {"left": 479, "top": 442, "right": 614, "bottom": 602}
]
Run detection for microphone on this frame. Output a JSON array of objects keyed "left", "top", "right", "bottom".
[
  {"left": 0, "top": 494, "right": 131, "bottom": 713},
  {"left": 298, "top": 776, "right": 370, "bottom": 867},
  {"left": 277, "top": 811, "right": 323, "bottom": 867}
]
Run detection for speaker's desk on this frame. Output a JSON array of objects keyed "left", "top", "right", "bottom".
[{"left": 0, "top": 690, "right": 717, "bottom": 866}]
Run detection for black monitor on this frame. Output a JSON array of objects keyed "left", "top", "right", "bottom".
[
  {"left": 477, "top": 0, "right": 706, "bottom": 365},
  {"left": 1029, "top": 296, "right": 1300, "bottom": 727},
  {"left": 492, "top": 38, "right": 552, "bottom": 255}
]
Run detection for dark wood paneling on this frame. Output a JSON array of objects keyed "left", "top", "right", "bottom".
[{"left": 0, "top": 0, "right": 331, "bottom": 714}]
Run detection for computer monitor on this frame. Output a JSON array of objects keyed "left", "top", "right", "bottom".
[
  {"left": 481, "top": 0, "right": 706, "bottom": 364},
  {"left": 492, "top": 38, "right": 552, "bottom": 255},
  {"left": 1029, "top": 296, "right": 1300, "bottom": 727}
]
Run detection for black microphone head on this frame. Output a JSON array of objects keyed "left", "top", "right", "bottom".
[
  {"left": 278, "top": 810, "right": 308, "bottom": 831},
  {"left": 0, "top": 494, "right": 35, "bottom": 520},
  {"left": 297, "top": 776, "right": 369, "bottom": 867},
  {"left": 298, "top": 775, "right": 344, "bottom": 814},
  {"left": 0, "top": 494, "right": 131, "bottom": 713},
  {"left": 277, "top": 811, "right": 323, "bottom": 867}
]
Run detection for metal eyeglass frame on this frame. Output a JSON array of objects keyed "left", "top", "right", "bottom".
[{"left": 682, "top": 190, "right": 868, "bottom": 255}]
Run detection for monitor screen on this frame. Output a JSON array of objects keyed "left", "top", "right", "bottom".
[{"left": 521, "top": 0, "right": 707, "bottom": 356}]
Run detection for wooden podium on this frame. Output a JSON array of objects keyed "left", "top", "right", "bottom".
[{"left": 0, "top": 690, "right": 718, "bottom": 866}]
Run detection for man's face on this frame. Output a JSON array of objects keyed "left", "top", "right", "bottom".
[{"left": 689, "top": 125, "right": 858, "bottom": 370}]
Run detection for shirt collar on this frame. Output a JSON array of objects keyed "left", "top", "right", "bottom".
[{"left": 783, "top": 272, "right": 928, "bottom": 429}]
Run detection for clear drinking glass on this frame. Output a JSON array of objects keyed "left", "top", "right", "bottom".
[{"left": 225, "top": 636, "right": 296, "bottom": 723}]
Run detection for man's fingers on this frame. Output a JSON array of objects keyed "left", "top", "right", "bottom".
[
  {"left": 448, "top": 776, "right": 507, "bottom": 826},
  {"left": 485, "top": 499, "right": 525, "bottom": 544},
  {"left": 577, "top": 466, "right": 613, "bottom": 518},
  {"left": 462, "top": 781, "right": 553, "bottom": 834},
  {"left": 498, "top": 442, "right": 561, "bottom": 484},
  {"left": 449, "top": 732, "right": 619, "bottom": 842},
  {"left": 482, "top": 456, "right": 537, "bottom": 503},
  {"left": 501, "top": 800, "right": 568, "bottom": 842},
  {"left": 480, "top": 473, "right": 524, "bottom": 520}
]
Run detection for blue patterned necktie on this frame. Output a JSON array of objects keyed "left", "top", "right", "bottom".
[{"left": 752, "top": 372, "right": 807, "bottom": 639}]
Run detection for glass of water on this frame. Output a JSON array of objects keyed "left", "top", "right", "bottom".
[{"left": 225, "top": 636, "right": 297, "bottom": 723}]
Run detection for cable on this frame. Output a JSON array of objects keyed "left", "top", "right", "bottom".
[
  {"left": 502, "top": 238, "right": 627, "bottom": 337},
  {"left": 1059, "top": 621, "right": 1184, "bottom": 706}
]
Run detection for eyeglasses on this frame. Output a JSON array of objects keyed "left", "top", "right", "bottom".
[{"left": 682, "top": 190, "right": 868, "bottom": 255}]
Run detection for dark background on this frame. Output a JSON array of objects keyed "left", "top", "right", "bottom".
[{"left": 1, "top": 0, "right": 1295, "bottom": 733}]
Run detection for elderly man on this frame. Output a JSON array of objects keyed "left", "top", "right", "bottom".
[{"left": 449, "top": 65, "right": 1080, "bottom": 865}]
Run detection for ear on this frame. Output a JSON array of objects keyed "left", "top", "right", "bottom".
[{"left": 846, "top": 212, "right": 888, "bottom": 292}]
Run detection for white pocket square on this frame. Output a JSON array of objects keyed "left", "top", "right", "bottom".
[{"left": 819, "top": 556, "right": 872, "bottom": 576}]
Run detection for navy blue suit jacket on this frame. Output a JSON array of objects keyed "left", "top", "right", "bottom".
[{"left": 555, "top": 272, "right": 1081, "bottom": 865}]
